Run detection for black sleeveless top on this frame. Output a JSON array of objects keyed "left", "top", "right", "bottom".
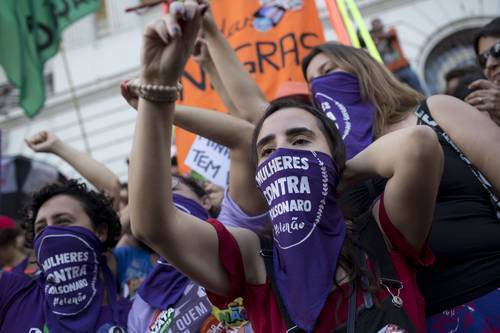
[
  {"left": 415, "top": 100, "right": 500, "bottom": 315},
  {"left": 339, "top": 99, "right": 500, "bottom": 315}
]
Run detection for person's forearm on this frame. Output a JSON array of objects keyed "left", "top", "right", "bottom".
[
  {"left": 185, "top": 60, "right": 266, "bottom": 214},
  {"left": 174, "top": 104, "right": 267, "bottom": 214},
  {"left": 129, "top": 99, "right": 176, "bottom": 242},
  {"left": 174, "top": 105, "right": 254, "bottom": 150},
  {"left": 344, "top": 127, "right": 442, "bottom": 250},
  {"left": 345, "top": 127, "right": 437, "bottom": 186},
  {"left": 51, "top": 141, "right": 121, "bottom": 206},
  {"left": 202, "top": 59, "right": 240, "bottom": 114},
  {"left": 204, "top": 18, "right": 269, "bottom": 124}
]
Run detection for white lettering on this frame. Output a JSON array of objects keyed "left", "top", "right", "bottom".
[
  {"left": 256, "top": 156, "right": 310, "bottom": 185},
  {"left": 46, "top": 265, "right": 88, "bottom": 284},
  {"left": 273, "top": 216, "right": 306, "bottom": 236},
  {"left": 42, "top": 251, "right": 89, "bottom": 270},
  {"left": 263, "top": 176, "right": 311, "bottom": 204},
  {"left": 269, "top": 199, "right": 312, "bottom": 219},
  {"left": 47, "top": 278, "right": 89, "bottom": 295},
  {"left": 175, "top": 302, "right": 208, "bottom": 330}
]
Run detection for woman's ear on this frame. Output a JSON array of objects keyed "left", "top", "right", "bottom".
[{"left": 95, "top": 224, "right": 109, "bottom": 244}]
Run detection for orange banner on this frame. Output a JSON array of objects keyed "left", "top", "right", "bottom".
[{"left": 175, "top": 0, "right": 326, "bottom": 174}]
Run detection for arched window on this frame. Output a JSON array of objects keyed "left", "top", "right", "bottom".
[{"left": 423, "top": 27, "right": 480, "bottom": 94}]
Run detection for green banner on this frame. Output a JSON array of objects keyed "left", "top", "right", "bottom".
[{"left": 0, "top": 0, "right": 101, "bottom": 118}]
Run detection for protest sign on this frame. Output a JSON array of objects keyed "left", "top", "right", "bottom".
[
  {"left": 175, "top": 0, "right": 325, "bottom": 174},
  {"left": 184, "top": 136, "right": 230, "bottom": 188}
]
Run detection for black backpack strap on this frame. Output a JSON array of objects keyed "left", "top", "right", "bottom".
[
  {"left": 345, "top": 246, "right": 378, "bottom": 333},
  {"left": 259, "top": 236, "right": 301, "bottom": 332},
  {"left": 356, "top": 212, "right": 406, "bottom": 309},
  {"left": 357, "top": 211, "right": 398, "bottom": 280},
  {"left": 357, "top": 248, "right": 374, "bottom": 311},
  {"left": 346, "top": 280, "right": 357, "bottom": 333},
  {"left": 415, "top": 99, "right": 500, "bottom": 220}
]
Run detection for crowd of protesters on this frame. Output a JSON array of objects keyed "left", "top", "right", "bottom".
[{"left": 0, "top": 2, "right": 499, "bottom": 332}]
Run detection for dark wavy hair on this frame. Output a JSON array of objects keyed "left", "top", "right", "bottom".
[
  {"left": 473, "top": 17, "right": 500, "bottom": 55},
  {"left": 251, "top": 98, "right": 379, "bottom": 301},
  {"left": 173, "top": 174, "right": 207, "bottom": 199},
  {"left": 22, "top": 180, "right": 121, "bottom": 250}
]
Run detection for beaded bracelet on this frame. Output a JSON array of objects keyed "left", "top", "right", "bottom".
[{"left": 128, "top": 79, "right": 182, "bottom": 103}]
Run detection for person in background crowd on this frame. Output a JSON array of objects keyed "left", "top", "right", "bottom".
[
  {"left": 25, "top": 131, "right": 122, "bottom": 211},
  {"left": 451, "top": 71, "right": 487, "bottom": 101},
  {"left": 171, "top": 155, "right": 180, "bottom": 175},
  {"left": 120, "top": 182, "right": 129, "bottom": 211},
  {"left": 113, "top": 206, "right": 158, "bottom": 300},
  {"left": 204, "top": 181, "right": 225, "bottom": 217},
  {"left": 370, "top": 18, "right": 426, "bottom": 94},
  {"left": 443, "top": 65, "right": 484, "bottom": 96},
  {"left": 129, "top": 4, "right": 444, "bottom": 332},
  {"left": 302, "top": 41, "right": 500, "bottom": 332},
  {"left": 0, "top": 180, "right": 130, "bottom": 332},
  {"left": 465, "top": 17, "right": 500, "bottom": 126},
  {"left": 128, "top": 174, "right": 252, "bottom": 333},
  {"left": 0, "top": 215, "right": 28, "bottom": 272}
]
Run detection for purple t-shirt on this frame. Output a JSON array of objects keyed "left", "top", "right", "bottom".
[
  {"left": 217, "top": 189, "right": 270, "bottom": 234},
  {"left": 0, "top": 271, "right": 130, "bottom": 332}
]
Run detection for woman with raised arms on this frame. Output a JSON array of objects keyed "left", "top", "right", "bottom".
[{"left": 129, "top": 2, "right": 443, "bottom": 332}]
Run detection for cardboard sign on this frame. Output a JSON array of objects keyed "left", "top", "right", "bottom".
[
  {"left": 175, "top": 0, "right": 326, "bottom": 174},
  {"left": 184, "top": 136, "right": 230, "bottom": 187}
]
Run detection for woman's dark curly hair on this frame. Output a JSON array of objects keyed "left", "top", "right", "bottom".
[{"left": 22, "top": 179, "right": 121, "bottom": 250}]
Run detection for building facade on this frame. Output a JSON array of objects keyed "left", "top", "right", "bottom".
[{"left": 0, "top": 0, "right": 498, "bottom": 182}]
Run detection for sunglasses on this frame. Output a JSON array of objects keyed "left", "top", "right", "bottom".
[{"left": 478, "top": 40, "right": 500, "bottom": 68}]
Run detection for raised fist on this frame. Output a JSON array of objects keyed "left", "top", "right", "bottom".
[
  {"left": 140, "top": 0, "right": 207, "bottom": 86},
  {"left": 25, "top": 131, "right": 60, "bottom": 153}
]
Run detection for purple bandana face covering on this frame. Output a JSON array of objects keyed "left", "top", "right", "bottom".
[
  {"left": 256, "top": 148, "right": 346, "bottom": 332},
  {"left": 138, "top": 194, "right": 208, "bottom": 310},
  {"left": 311, "top": 71, "right": 376, "bottom": 159},
  {"left": 34, "top": 225, "right": 107, "bottom": 333},
  {"left": 171, "top": 193, "right": 209, "bottom": 221}
]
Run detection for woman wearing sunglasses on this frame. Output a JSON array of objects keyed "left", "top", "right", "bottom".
[{"left": 465, "top": 17, "right": 500, "bottom": 126}]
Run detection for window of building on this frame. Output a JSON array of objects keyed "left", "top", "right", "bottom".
[{"left": 423, "top": 27, "right": 481, "bottom": 94}]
